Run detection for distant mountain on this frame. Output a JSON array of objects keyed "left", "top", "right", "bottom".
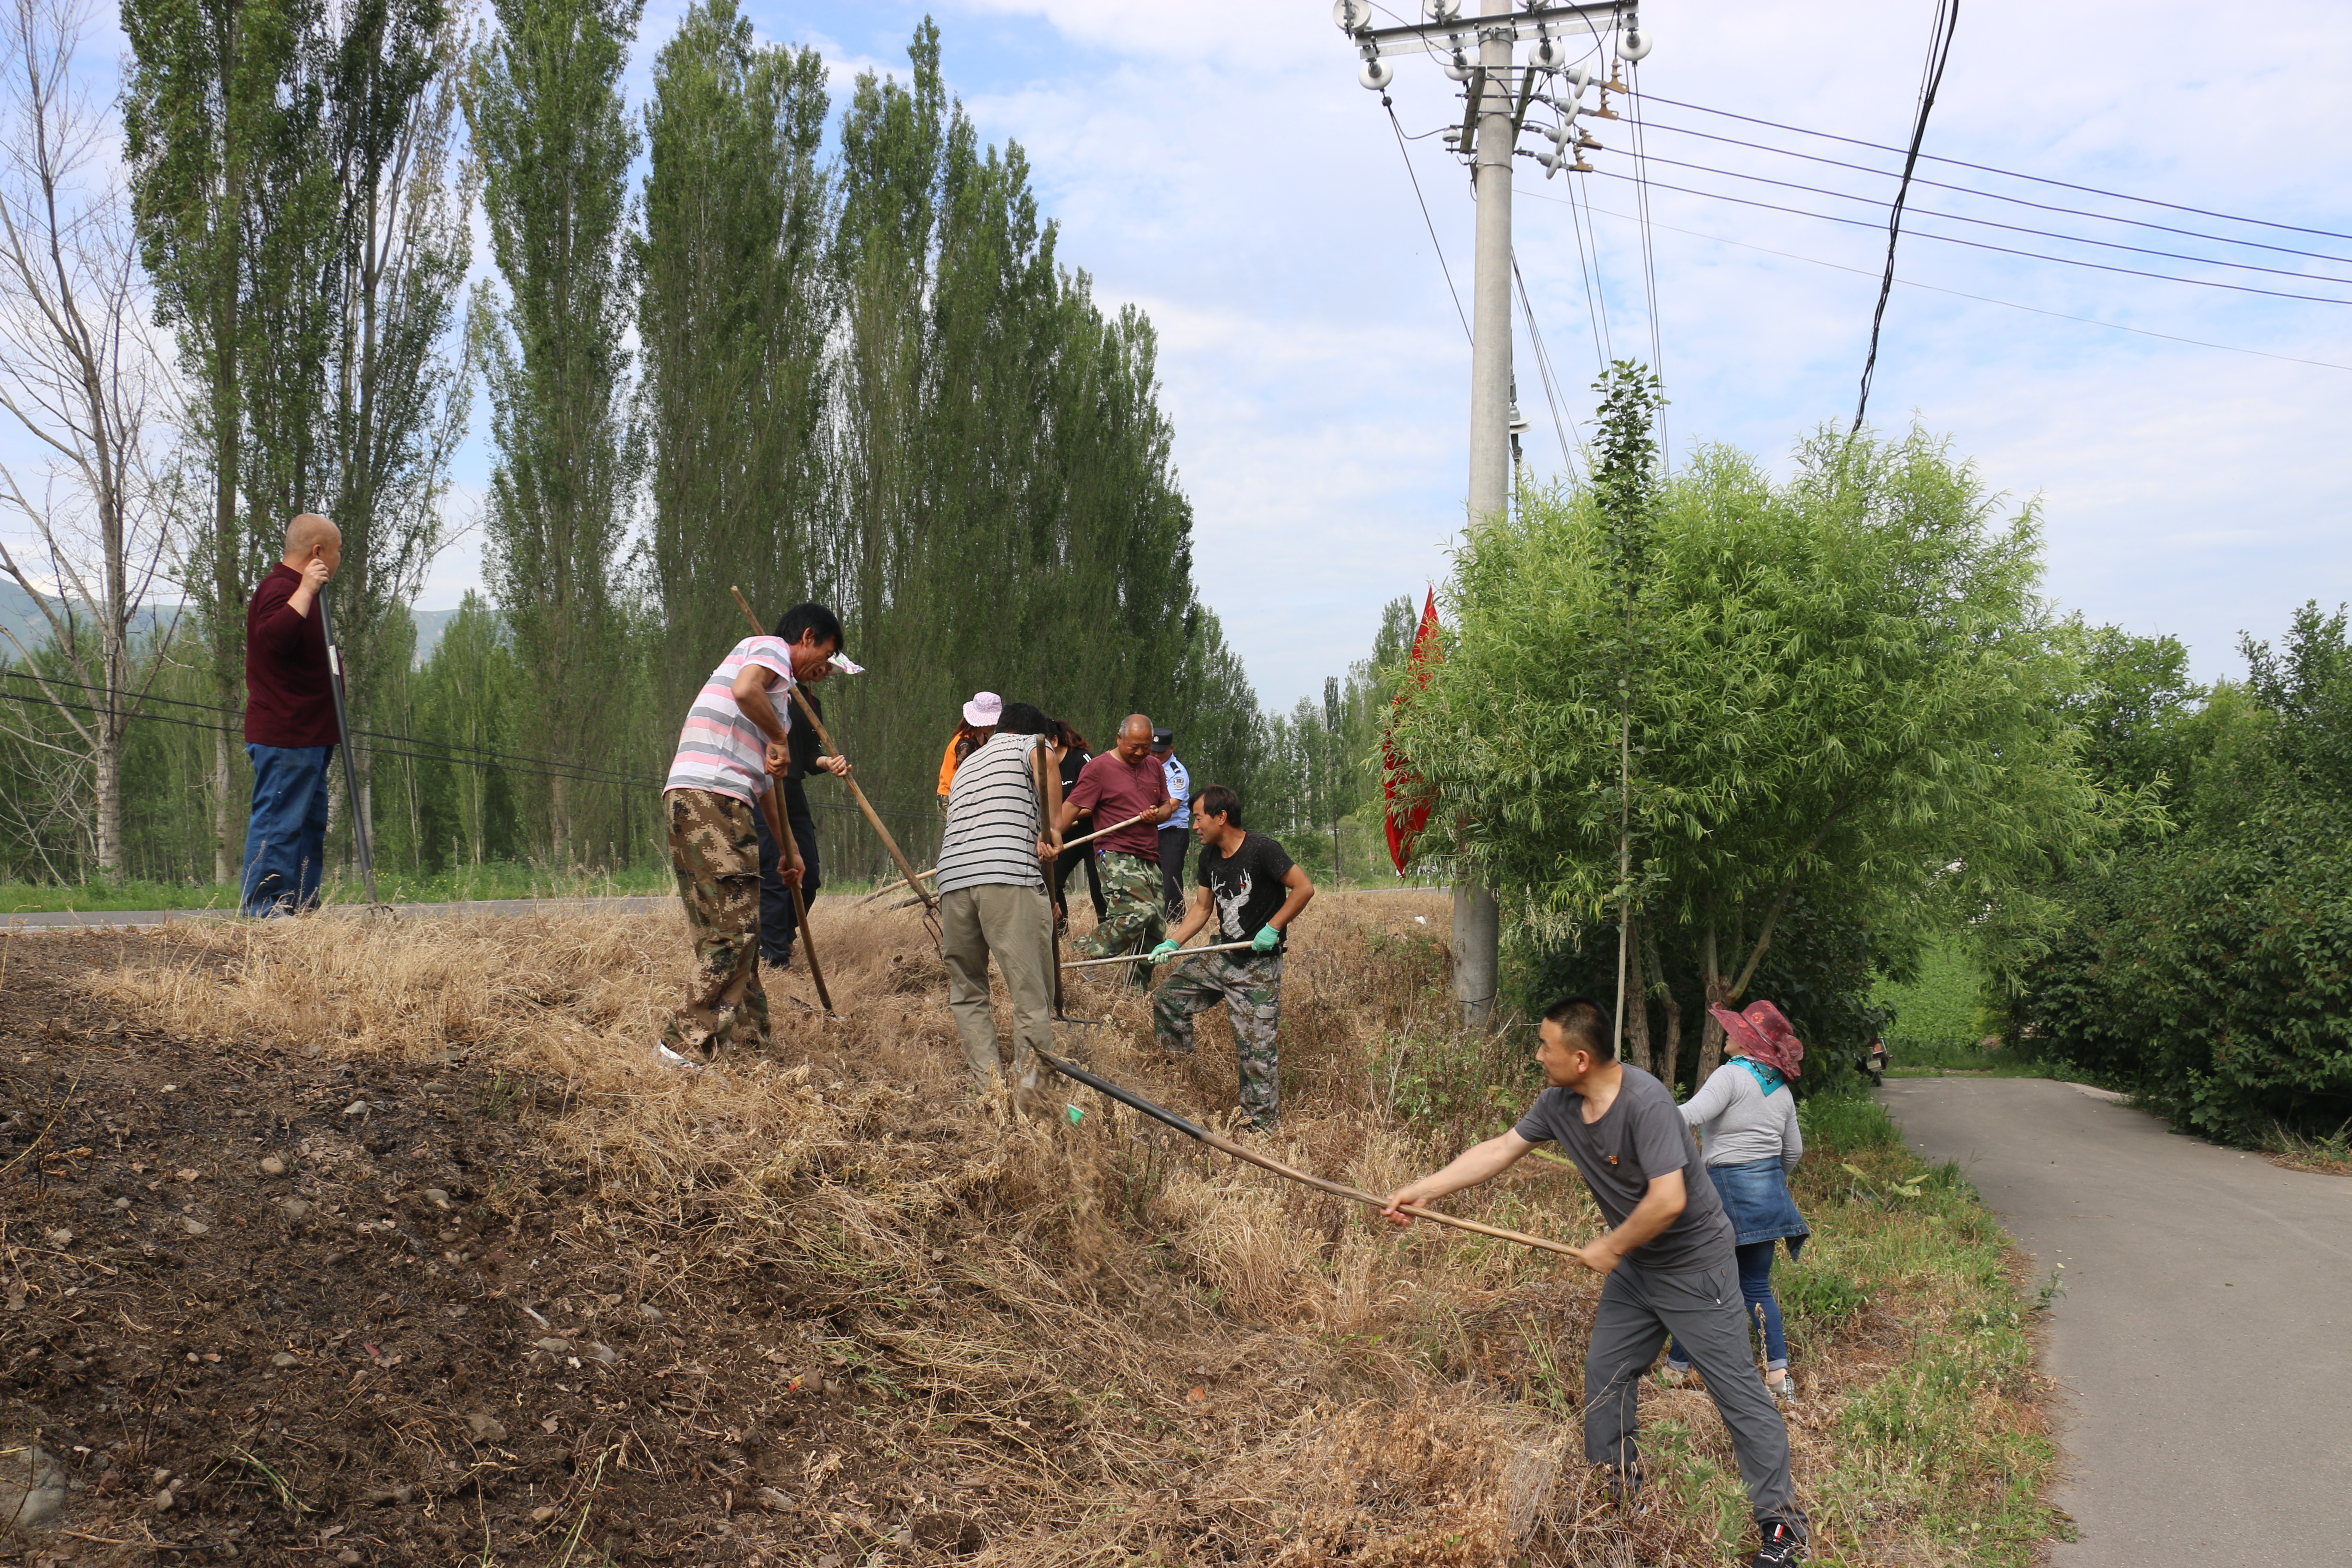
[
  {"left": 2, "top": 579, "right": 463, "bottom": 669},
  {"left": 0, "top": 579, "right": 181, "bottom": 657}
]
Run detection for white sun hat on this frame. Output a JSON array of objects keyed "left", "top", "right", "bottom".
[{"left": 962, "top": 691, "right": 1003, "bottom": 727}]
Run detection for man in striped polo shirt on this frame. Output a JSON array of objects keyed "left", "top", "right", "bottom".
[
  {"left": 937, "top": 701, "right": 1063, "bottom": 1098},
  {"left": 656, "top": 603, "right": 852, "bottom": 1067}
]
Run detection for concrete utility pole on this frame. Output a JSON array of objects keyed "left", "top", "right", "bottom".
[
  {"left": 1453, "top": 0, "right": 1517, "bottom": 1030},
  {"left": 1333, "top": 0, "right": 1652, "bottom": 1030}
]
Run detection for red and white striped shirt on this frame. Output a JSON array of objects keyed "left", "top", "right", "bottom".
[{"left": 662, "top": 637, "right": 796, "bottom": 805}]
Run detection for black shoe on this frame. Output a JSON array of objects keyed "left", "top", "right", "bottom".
[{"left": 1749, "top": 1519, "right": 1806, "bottom": 1567}]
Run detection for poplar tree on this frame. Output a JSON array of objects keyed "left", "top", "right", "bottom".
[
  {"left": 122, "top": 0, "right": 321, "bottom": 879},
  {"left": 638, "top": 0, "right": 829, "bottom": 714},
  {"left": 318, "top": 0, "right": 474, "bottom": 800},
  {"left": 465, "top": 0, "right": 641, "bottom": 854}
]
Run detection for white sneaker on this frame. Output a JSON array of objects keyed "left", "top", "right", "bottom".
[{"left": 651, "top": 1042, "right": 702, "bottom": 1073}]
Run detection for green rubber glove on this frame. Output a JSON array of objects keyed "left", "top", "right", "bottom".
[
  {"left": 1251, "top": 925, "right": 1282, "bottom": 953},
  {"left": 1148, "top": 939, "right": 1182, "bottom": 963}
]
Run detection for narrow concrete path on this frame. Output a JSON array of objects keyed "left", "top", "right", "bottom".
[{"left": 1880, "top": 1076, "right": 2352, "bottom": 1566}]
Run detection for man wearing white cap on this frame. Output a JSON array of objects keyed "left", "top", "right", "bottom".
[
  {"left": 938, "top": 691, "right": 1001, "bottom": 802},
  {"left": 656, "top": 602, "right": 854, "bottom": 1066}
]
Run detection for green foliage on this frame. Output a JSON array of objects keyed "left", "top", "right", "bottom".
[
  {"left": 1999, "top": 606, "right": 2352, "bottom": 1141},
  {"left": 1798, "top": 1090, "right": 1903, "bottom": 1153},
  {"left": 466, "top": 0, "right": 646, "bottom": 859},
  {"left": 1873, "top": 936, "right": 1985, "bottom": 1056},
  {"left": 1776, "top": 1254, "right": 1868, "bottom": 1327},
  {"left": 1391, "top": 412, "right": 2122, "bottom": 1095}
]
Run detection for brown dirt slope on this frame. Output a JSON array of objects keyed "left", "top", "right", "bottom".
[{"left": 0, "top": 896, "right": 2050, "bottom": 1565}]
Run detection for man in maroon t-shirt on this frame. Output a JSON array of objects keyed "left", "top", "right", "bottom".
[
  {"left": 1057, "top": 713, "right": 1176, "bottom": 967},
  {"left": 240, "top": 513, "right": 343, "bottom": 916}
]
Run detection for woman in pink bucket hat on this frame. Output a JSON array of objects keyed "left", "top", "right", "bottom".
[{"left": 1657, "top": 1000, "right": 1810, "bottom": 1401}]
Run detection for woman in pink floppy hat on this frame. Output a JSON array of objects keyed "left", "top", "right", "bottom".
[{"left": 1658, "top": 1000, "right": 1810, "bottom": 1401}]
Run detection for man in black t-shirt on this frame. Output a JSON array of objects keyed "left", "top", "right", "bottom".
[
  {"left": 1147, "top": 785, "right": 1315, "bottom": 1130},
  {"left": 1379, "top": 998, "right": 1808, "bottom": 1568}
]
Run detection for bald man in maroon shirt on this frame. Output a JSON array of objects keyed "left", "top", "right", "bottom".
[{"left": 240, "top": 514, "right": 343, "bottom": 916}]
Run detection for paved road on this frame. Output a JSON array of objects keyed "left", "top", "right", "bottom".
[
  {"left": 1880, "top": 1076, "right": 2352, "bottom": 1567},
  {"left": 0, "top": 896, "right": 667, "bottom": 931}
]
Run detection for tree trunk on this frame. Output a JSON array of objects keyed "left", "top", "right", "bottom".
[
  {"left": 1648, "top": 926, "right": 1682, "bottom": 1090},
  {"left": 1698, "top": 916, "right": 1728, "bottom": 1084},
  {"left": 1621, "top": 912, "right": 1651, "bottom": 1075},
  {"left": 212, "top": 727, "right": 234, "bottom": 885}
]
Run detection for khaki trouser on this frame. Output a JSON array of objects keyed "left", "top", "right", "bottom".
[{"left": 940, "top": 882, "right": 1056, "bottom": 1093}]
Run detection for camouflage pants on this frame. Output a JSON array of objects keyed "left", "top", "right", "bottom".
[
  {"left": 1153, "top": 950, "right": 1283, "bottom": 1129},
  {"left": 1075, "top": 851, "right": 1165, "bottom": 974},
  {"left": 660, "top": 788, "right": 769, "bottom": 1059}
]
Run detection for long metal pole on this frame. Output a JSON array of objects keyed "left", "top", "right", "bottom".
[
  {"left": 1453, "top": 0, "right": 1516, "bottom": 1030},
  {"left": 316, "top": 589, "right": 380, "bottom": 906}
]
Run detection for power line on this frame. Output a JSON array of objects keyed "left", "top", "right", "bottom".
[
  {"left": 1627, "top": 56, "right": 1669, "bottom": 464},
  {"left": 1510, "top": 252, "right": 1579, "bottom": 478},
  {"left": 1629, "top": 86, "right": 2352, "bottom": 246},
  {"left": 1387, "top": 100, "right": 1472, "bottom": 342},
  {"left": 0, "top": 668, "right": 941, "bottom": 825},
  {"left": 1856, "top": 0, "right": 1960, "bottom": 435},
  {"left": 1580, "top": 166, "right": 2352, "bottom": 307},
  {"left": 1608, "top": 145, "right": 2351, "bottom": 285},
  {"left": 1565, "top": 152, "right": 1614, "bottom": 367},
  {"left": 1518, "top": 184, "right": 2352, "bottom": 374},
  {"left": 1628, "top": 115, "right": 2352, "bottom": 270}
]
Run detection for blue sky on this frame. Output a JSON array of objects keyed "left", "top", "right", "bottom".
[
  {"left": 499, "top": 0, "right": 2337, "bottom": 714},
  {"left": 13, "top": 1, "right": 2343, "bottom": 711}
]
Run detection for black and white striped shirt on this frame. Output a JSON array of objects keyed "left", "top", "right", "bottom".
[{"left": 936, "top": 733, "right": 1047, "bottom": 894}]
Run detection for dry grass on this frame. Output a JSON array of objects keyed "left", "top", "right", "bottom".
[{"left": 86, "top": 891, "right": 2058, "bottom": 1565}]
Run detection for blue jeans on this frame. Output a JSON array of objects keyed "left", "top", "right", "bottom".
[
  {"left": 241, "top": 743, "right": 334, "bottom": 916},
  {"left": 753, "top": 779, "right": 820, "bottom": 967},
  {"left": 1665, "top": 1240, "right": 1788, "bottom": 1371}
]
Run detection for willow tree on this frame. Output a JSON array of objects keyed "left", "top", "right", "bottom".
[
  {"left": 638, "top": 0, "right": 830, "bottom": 714},
  {"left": 465, "top": 0, "right": 640, "bottom": 854},
  {"left": 1391, "top": 417, "right": 2128, "bottom": 1079}
]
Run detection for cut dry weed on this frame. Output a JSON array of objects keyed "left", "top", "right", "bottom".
[{"left": 71, "top": 891, "right": 2060, "bottom": 1564}]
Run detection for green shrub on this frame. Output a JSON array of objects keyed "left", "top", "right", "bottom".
[
  {"left": 2010, "top": 796, "right": 2352, "bottom": 1142},
  {"left": 1799, "top": 1090, "right": 1902, "bottom": 1153},
  {"left": 1777, "top": 1254, "right": 1868, "bottom": 1326}
]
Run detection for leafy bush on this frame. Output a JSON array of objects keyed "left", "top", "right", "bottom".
[{"left": 2011, "top": 797, "right": 2352, "bottom": 1142}]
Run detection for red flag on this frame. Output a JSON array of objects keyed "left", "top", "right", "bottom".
[{"left": 1382, "top": 588, "right": 1442, "bottom": 875}]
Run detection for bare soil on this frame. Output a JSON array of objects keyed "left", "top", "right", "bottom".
[{"left": 0, "top": 934, "right": 974, "bottom": 1565}]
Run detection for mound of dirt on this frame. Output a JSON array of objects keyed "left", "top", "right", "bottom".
[{"left": 0, "top": 936, "right": 974, "bottom": 1565}]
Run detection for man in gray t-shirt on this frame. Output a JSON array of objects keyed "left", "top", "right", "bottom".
[{"left": 1381, "top": 998, "right": 1808, "bottom": 1568}]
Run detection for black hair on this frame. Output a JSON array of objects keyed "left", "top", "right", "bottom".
[
  {"left": 1542, "top": 995, "right": 1615, "bottom": 1060},
  {"left": 773, "top": 602, "right": 844, "bottom": 652},
  {"left": 1048, "top": 718, "right": 1091, "bottom": 753},
  {"left": 997, "top": 701, "right": 1051, "bottom": 736},
  {"left": 1193, "top": 785, "right": 1242, "bottom": 827}
]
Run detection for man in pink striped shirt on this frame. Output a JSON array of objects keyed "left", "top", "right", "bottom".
[{"left": 656, "top": 602, "right": 851, "bottom": 1068}]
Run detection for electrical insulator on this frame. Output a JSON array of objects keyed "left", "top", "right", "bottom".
[
  {"left": 1621, "top": 27, "right": 1654, "bottom": 61},
  {"left": 1531, "top": 36, "right": 1566, "bottom": 70},
  {"left": 1331, "top": 0, "right": 1375, "bottom": 32},
  {"left": 1359, "top": 57, "right": 1395, "bottom": 91},
  {"left": 1424, "top": 0, "right": 1462, "bottom": 20}
]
